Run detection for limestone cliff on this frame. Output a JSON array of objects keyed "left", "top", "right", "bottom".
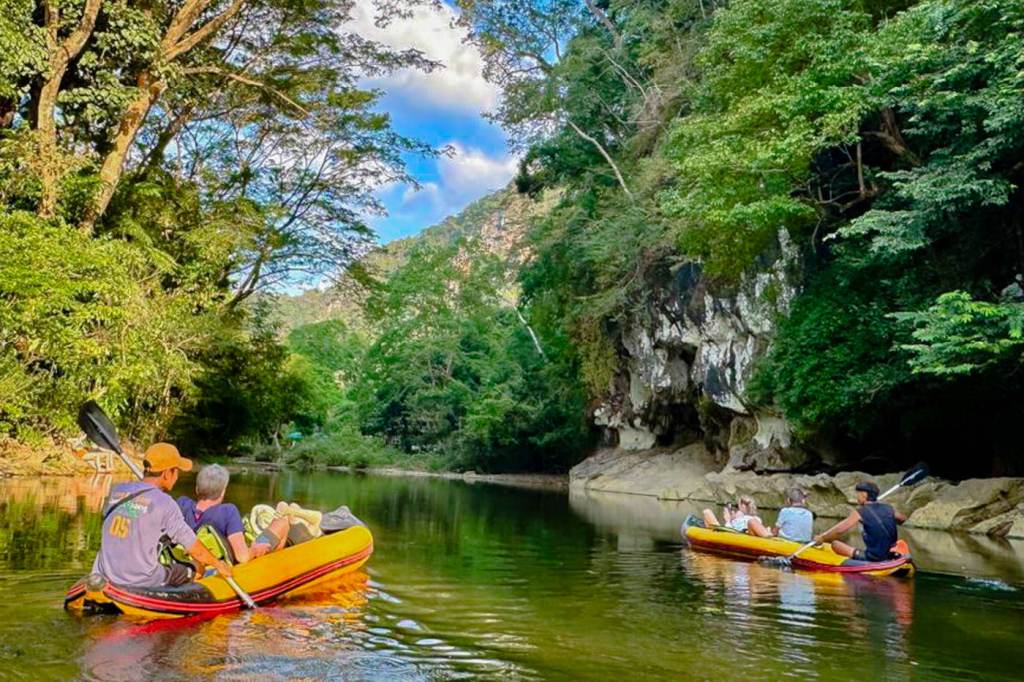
[{"left": 593, "top": 229, "right": 811, "bottom": 473}]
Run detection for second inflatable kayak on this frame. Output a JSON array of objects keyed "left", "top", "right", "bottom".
[
  {"left": 65, "top": 524, "right": 373, "bottom": 618},
  {"left": 683, "top": 520, "right": 915, "bottom": 577}
]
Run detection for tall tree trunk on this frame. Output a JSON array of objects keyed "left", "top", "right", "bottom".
[
  {"left": 80, "top": 75, "right": 166, "bottom": 232},
  {"left": 78, "top": 0, "right": 249, "bottom": 231},
  {"left": 35, "top": 0, "right": 103, "bottom": 219}
]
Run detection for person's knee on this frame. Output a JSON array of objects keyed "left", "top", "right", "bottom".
[{"left": 269, "top": 517, "right": 290, "bottom": 544}]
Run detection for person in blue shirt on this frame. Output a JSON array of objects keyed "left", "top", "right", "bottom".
[
  {"left": 772, "top": 487, "right": 813, "bottom": 542},
  {"left": 177, "top": 464, "right": 289, "bottom": 564}
]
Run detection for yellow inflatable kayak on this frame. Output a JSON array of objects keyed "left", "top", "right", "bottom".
[
  {"left": 65, "top": 525, "right": 373, "bottom": 618},
  {"left": 683, "top": 521, "right": 914, "bottom": 577}
]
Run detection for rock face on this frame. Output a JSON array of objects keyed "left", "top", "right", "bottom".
[
  {"left": 592, "top": 229, "right": 811, "bottom": 472},
  {"left": 569, "top": 448, "right": 1024, "bottom": 538}
]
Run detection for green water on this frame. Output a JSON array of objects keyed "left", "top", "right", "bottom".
[{"left": 1, "top": 470, "right": 1023, "bottom": 680}]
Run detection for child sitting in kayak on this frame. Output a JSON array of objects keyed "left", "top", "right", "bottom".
[
  {"left": 772, "top": 488, "right": 814, "bottom": 542},
  {"left": 702, "top": 495, "right": 772, "bottom": 537}
]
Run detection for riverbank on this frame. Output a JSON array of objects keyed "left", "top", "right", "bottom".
[
  {"left": 0, "top": 438, "right": 140, "bottom": 478},
  {"left": 229, "top": 459, "right": 569, "bottom": 492},
  {"left": 0, "top": 441, "right": 569, "bottom": 492},
  {"left": 570, "top": 447, "right": 1024, "bottom": 539}
]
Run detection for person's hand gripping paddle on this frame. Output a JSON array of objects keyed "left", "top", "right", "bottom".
[
  {"left": 77, "top": 401, "right": 258, "bottom": 609},
  {"left": 759, "top": 462, "right": 929, "bottom": 568}
]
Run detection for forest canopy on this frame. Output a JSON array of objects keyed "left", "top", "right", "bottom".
[
  {"left": 3, "top": 0, "right": 1023, "bottom": 474},
  {"left": 0, "top": 0, "right": 432, "bottom": 445}
]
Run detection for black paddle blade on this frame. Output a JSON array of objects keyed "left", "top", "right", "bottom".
[
  {"left": 899, "top": 462, "right": 929, "bottom": 488},
  {"left": 77, "top": 401, "right": 121, "bottom": 454},
  {"left": 758, "top": 555, "right": 792, "bottom": 568}
]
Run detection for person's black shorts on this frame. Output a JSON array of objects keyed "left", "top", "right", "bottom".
[
  {"left": 164, "top": 562, "right": 194, "bottom": 586},
  {"left": 853, "top": 549, "right": 896, "bottom": 562}
]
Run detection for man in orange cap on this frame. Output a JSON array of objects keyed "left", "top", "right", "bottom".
[{"left": 92, "top": 443, "right": 233, "bottom": 588}]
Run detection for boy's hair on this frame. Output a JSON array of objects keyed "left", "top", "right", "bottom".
[
  {"left": 786, "top": 487, "right": 807, "bottom": 505},
  {"left": 855, "top": 481, "right": 880, "bottom": 501}
]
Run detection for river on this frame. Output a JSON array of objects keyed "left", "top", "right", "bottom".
[{"left": 1, "top": 469, "right": 1023, "bottom": 680}]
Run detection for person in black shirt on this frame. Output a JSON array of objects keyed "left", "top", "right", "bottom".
[{"left": 814, "top": 481, "right": 907, "bottom": 561}]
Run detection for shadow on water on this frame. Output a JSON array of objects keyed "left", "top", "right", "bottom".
[{"left": 1, "top": 471, "right": 1023, "bottom": 680}]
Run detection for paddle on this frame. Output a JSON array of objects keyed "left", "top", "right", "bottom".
[
  {"left": 77, "top": 401, "right": 258, "bottom": 609},
  {"left": 760, "top": 462, "right": 929, "bottom": 568},
  {"left": 78, "top": 401, "right": 144, "bottom": 479}
]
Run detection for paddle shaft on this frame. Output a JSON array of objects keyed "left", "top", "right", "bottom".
[
  {"left": 225, "top": 577, "right": 257, "bottom": 609},
  {"left": 786, "top": 480, "right": 904, "bottom": 561}
]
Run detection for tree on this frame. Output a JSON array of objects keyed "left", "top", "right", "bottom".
[{"left": 0, "top": 1, "right": 439, "bottom": 447}]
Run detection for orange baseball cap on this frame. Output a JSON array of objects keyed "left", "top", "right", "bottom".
[{"left": 143, "top": 442, "right": 193, "bottom": 472}]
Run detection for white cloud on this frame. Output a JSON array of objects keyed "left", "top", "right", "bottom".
[
  {"left": 401, "top": 181, "right": 442, "bottom": 208},
  {"left": 347, "top": 0, "right": 499, "bottom": 113},
  {"left": 397, "top": 143, "right": 517, "bottom": 213},
  {"left": 437, "top": 142, "right": 518, "bottom": 200}
]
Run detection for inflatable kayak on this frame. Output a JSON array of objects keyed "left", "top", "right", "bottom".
[
  {"left": 683, "top": 520, "right": 914, "bottom": 577},
  {"left": 65, "top": 525, "right": 373, "bottom": 618}
]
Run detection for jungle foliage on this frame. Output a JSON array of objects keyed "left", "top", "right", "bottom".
[
  {"left": 456, "top": 0, "right": 1024, "bottom": 467},
  {"left": 6, "top": 0, "right": 1024, "bottom": 474},
  {"left": 0, "top": 0, "right": 430, "bottom": 449}
]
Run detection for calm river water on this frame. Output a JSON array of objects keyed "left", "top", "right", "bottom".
[{"left": 1, "top": 469, "right": 1023, "bottom": 680}]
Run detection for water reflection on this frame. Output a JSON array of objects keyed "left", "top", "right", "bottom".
[
  {"left": 1, "top": 472, "right": 1023, "bottom": 680},
  {"left": 681, "top": 550, "right": 918, "bottom": 676}
]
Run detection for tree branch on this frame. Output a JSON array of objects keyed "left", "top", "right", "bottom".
[
  {"left": 583, "top": 0, "right": 622, "bottom": 50},
  {"left": 165, "top": 0, "right": 247, "bottom": 62},
  {"left": 567, "top": 120, "right": 634, "bottom": 200},
  {"left": 63, "top": 0, "right": 104, "bottom": 59},
  {"left": 182, "top": 66, "right": 309, "bottom": 116},
  {"left": 164, "top": 0, "right": 215, "bottom": 45}
]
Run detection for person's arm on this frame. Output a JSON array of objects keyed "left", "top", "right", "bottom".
[
  {"left": 187, "top": 539, "right": 233, "bottom": 578},
  {"left": 815, "top": 510, "right": 861, "bottom": 544},
  {"left": 222, "top": 505, "right": 250, "bottom": 563},
  {"left": 228, "top": 532, "right": 250, "bottom": 564},
  {"left": 894, "top": 509, "right": 906, "bottom": 524},
  {"left": 772, "top": 508, "right": 787, "bottom": 536}
]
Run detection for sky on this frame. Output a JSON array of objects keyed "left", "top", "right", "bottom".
[{"left": 349, "top": 0, "right": 518, "bottom": 244}]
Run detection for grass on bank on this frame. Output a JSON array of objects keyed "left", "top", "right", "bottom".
[{"left": 245, "top": 427, "right": 450, "bottom": 472}]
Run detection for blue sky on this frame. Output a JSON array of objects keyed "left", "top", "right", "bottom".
[{"left": 350, "top": 0, "right": 518, "bottom": 243}]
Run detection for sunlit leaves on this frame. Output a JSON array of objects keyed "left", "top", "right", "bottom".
[{"left": 894, "top": 291, "right": 1024, "bottom": 376}]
